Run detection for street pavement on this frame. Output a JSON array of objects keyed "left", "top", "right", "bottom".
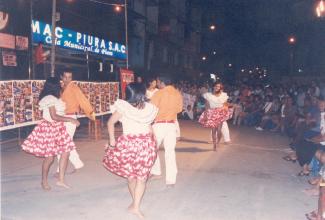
[{"left": 1, "top": 120, "right": 317, "bottom": 220}]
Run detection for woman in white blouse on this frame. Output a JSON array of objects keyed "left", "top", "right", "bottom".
[{"left": 199, "top": 82, "right": 230, "bottom": 151}]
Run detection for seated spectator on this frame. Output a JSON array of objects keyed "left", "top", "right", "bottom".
[
  {"left": 181, "top": 105, "right": 194, "bottom": 120},
  {"left": 255, "top": 95, "right": 274, "bottom": 130}
]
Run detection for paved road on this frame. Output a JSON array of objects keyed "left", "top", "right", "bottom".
[{"left": 1, "top": 120, "right": 316, "bottom": 220}]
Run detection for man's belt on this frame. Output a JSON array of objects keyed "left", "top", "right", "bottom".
[
  {"left": 155, "top": 120, "right": 175, "bottom": 124},
  {"left": 66, "top": 113, "right": 77, "bottom": 115}
]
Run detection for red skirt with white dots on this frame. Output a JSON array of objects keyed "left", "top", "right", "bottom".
[
  {"left": 198, "top": 107, "right": 232, "bottom": 128},
  {"left": 21, "top": 120, "right": 75, "bottom": 157},
  {"left": 103, "top": 133, "right": 157, "bottom": 180}
]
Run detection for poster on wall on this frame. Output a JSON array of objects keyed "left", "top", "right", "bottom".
[
  {"left": 0, "top": 33, "right": 15, "bottom": 49},
  {"left": 31, "top": 80, "right": 45, "bottom": 121},
  {"left": 16, "top": 36, "right": 29, "bottom": 50},
  {"left": 0, "top": 81, "right": 14, "bottom": 127},
  {"left": 13, "top": 81, "right": 33, "bottom": 124},
  {"left": 75, "top": 81, "right": 90, "bottom": 115},
  {"left": 120, "top": 68, "right": 134, "bottom": 99},
  {"left": 2, "top": 51, "right": 17, "bottom": 66},
  {"left": 89, "top": 83, "right": 101, "bottom": 114},
  {"left": 0, "top": 80, "right": 119, "bottom": 131},
  {"left": 109, "top": 82, "right": 119, "bottom": 105},
  {"left": 101, "top": 82, "right": 110, "bottom": 113}
]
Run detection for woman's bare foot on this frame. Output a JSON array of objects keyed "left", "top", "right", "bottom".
[
  {"left": 41, "top": 182, "right": 51, "bottom": 191},
  {"left": 308, "top": 177, "right": 320, "bottom": 185},
  {"left": 56, "top": 181, "right": 71, "bottom": 189},
  {"left": 302, "top": 187, "right": 319, "bottom": 196},
  {"left": 128, "top": 205, "right": 145, "bottom": 219}
]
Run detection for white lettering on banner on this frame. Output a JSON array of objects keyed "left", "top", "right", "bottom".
[
  {"left": 101, "top": 49, "right": 113, "bottom": 56},
  {"left": 45, "top": 35, "right": 52, "bottom": 44},
  {"left": 76, "top": 32, "right": 82, "bottom": 43},
  {"left": 43, "top": 24, "right": 51, "bottom": 36},
  {"left": 109, "top": 41, "right": 113, "bottom": 50},
  {"left": 87, "top": 36, "right": 93, "bottom": 45},
  {"left": 55, "top": 27, "right": 63, "bottom": 38},
  {"left": 100, "top": 39, "right": 106, "bottom": 49},
  {"left": 114, "top": 44, "right": 120, "bottom": 52},
  {"left": 94, "top": 37, "right": 99, "bottom": 47},
  {"left": 32, "top": 20, "right": 126, "bottom": 58},
  {"left": 121, "top": 45, "right": 126, "bottom": 53},
  {"left": 31, "top": 21, "right": 40, "bottom": 34}
]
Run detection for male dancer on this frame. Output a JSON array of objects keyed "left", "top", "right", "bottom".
[
  {"left": 56, "top": 71, "right": 95, "bottom": 174},
  {"left": 150, "top": 75, "right": 183, "bottom": 187}
]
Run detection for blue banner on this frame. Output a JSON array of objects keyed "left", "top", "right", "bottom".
[{"left": 32, "top": 20, "right": 126, "bottom": 59}]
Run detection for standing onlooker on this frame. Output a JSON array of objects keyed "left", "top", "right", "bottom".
[
  {"left": 103, "top": 83, "right": 158, "bottom": 219},
  {"left": 22, "top": 77, "right": 80, "bottom": 190},
  {"left": 145, "top": 77, "right": 159, "bottom": 99},
  {"left": 57, "top": 71, "right": 95, "bottom": 174},
  {"left": 150, "top": 75, "right": 183, "bottom": 187}
]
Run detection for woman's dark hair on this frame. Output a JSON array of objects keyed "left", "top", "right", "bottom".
[
  {"left": 125, "top": 82, "right": 148, "bottom": 109},
  {"left": 39, "top": 76, "right": 61, "bottom": 100},
  {"left": 145, "top": 76, "right": 157, "bottom": 89},
  {"left": 213, "top": 81, "right": 224, "bottom": 91}
]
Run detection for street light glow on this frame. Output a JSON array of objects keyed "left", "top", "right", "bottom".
[
  {"left": 288, "top": 36, "right": 296, "bottom": 44},
  {"left": 228, "top": 63, "right": 232, "bottom": 67},
  {"left": 210, "top": 25, "right": 216, "bottom": 30},
  {"left": 213, "top": 51, "right": 216, "bottom": 55},
  {"left": 202, "top": 56, "right": 207, "bottom": 61},
  {"left": 316, "top": 0, "right": 325, "bottom": 17},
  {"left": 115, "top": 5, "right": 122, "bottom": 12}
]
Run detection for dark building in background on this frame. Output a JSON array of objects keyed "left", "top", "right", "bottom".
[
  {"left": 0, "top": 1, "right": 30, "bottom": 80},
  {"left": 149, "top": 0, "right": 202, "bottom": 79},
  {"left": 0, "top": 0, "right": 203, "bottom": 81}
]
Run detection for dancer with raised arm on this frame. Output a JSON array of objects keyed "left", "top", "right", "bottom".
[{"left": 199, "top": 82, "right": 230, "bottom": 151}]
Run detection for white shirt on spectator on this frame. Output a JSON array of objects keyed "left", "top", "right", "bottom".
[
  {"left": 146, "top": 88, "right": 159, "bottom": 99},
  {"left": 263, "top": 102, "right": 273, "bottom": 113}
]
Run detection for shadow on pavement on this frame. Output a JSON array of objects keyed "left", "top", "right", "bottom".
[{"left": 179, "top": 138, "right": 209, "bottom": 145}]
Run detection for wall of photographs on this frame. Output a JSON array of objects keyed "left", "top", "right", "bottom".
[{"left": 0, "top": 80, "right": 119, "bottom": 131}]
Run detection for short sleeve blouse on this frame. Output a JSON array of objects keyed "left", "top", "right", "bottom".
[
  {"left": 202, "top": 92, "right": 228, "bottom": 108},
  {"left": 111, "top": 99, "right": 158, "bottom": 135},
  {"left": 39, "top": 95, "right": 66, "bottom": 122}
]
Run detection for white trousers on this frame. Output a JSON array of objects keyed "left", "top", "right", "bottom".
[
  {"left": 56, "top": 115, "right": 84, "bottom": 172},
  {"left": 210, "top": 121, "right": 231, "bottom": 142},
  {"left": 151, "top": 123, "right": 178, "bottom": 184},
  {"left": 175, "top": 119, "right": 181, "bottom": 138},
  {"left": 221, "top": 121, "right": 230, "bottom": 142}
]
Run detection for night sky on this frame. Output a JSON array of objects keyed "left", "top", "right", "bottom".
[{"left": 200, "top": 0, "right": 325, "bottom": 75}]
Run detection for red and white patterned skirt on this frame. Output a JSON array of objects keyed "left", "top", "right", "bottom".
[
  {"left": 103, "top": 133, "right": 157, "bottom": 180},
  {"left": 198, "top": 107, "right": 232, "bottom": 128},
  {"left": 21, "top": 120, "right": 75, "bottom": 157}
]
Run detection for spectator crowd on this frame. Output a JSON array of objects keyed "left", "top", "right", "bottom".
[{"left": 172, "top": 78, "right": 325, "bottom": 219}]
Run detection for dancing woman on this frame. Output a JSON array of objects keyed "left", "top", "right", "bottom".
[
  {"left": 199, "top": 82, "right": 230, "bottom": 151},
  {"left": 22, "top": 77, "right": 80, "bottom": 190},
  {"left": 103, "top": 83, "right": 158, "bottom": 219}
]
